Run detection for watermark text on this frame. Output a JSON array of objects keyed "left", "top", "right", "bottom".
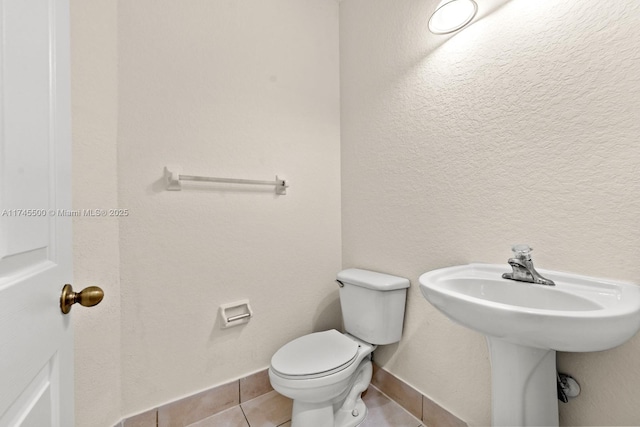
[{"left": 1, "top": 208, "right": 129, "bottom": 217}]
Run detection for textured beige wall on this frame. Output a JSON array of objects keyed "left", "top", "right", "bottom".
[
  {"left": 340, "top": 0, "right": 640, "bottom": 425},
  {"left": 70, "top": 0, "right": 640, "bottom": 424},
  {"left": 117, "top": 0, "right": 341, "bottom": 416},
  {"left": 70, "top": 0, "right": 122, "bottom": 426}
]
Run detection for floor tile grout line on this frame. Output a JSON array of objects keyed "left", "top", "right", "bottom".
[
  {"left": 239, "top": 402, "right": 251, "bottom": 427},
  {"left": 237, "top": 380, "right": 251, "bottom": 426}
]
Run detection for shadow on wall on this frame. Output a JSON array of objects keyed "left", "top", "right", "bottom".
[{"left": 313, "top": 290, "right": 342, "bottom": 332}]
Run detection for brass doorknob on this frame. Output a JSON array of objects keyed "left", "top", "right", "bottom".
[{"left": 60, "top": 284, "right": 104, "bottom": 314}]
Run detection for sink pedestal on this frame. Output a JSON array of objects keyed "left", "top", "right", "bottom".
[{"left": 487, "top": 338, "right": 558, "bottom": 426}]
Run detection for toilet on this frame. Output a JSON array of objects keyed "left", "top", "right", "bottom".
[{"left": 268, "top": 268, "right": 410, "bottom": 427}]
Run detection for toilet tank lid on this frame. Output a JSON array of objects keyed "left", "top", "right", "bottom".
[{"left": 337, "top": 268, "right": 410, "bottom": 291}]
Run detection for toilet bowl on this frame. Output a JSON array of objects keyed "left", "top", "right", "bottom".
[
  {"left": 269, "top": 330, "right": 375, "bottom": 427},
  {"left": 269, "top": 269, "right": 410, "bottom": 427}
]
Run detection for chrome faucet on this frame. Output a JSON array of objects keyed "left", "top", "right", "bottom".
[{"left": 502, "top": 244, "right": 555, "bottom": 286}]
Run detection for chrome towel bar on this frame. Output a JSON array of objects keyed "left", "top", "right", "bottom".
[{"left": 164, "top": 166, "right": 288, "bottom": 195}]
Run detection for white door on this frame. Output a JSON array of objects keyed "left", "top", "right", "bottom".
[{"left": 0, "top": 0, "right": 74, "bottom": 426}]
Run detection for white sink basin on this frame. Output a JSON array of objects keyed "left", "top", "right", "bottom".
[{"left": 419, "top": 263, "right": 640, "bottom": 352}]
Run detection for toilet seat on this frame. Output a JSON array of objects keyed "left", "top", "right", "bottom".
[{"left": 270, "top": 329, "right": 360, "bottom": 380}]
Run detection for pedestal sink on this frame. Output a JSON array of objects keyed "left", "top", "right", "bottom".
[{"left": 419, "top": 263, "right": 640, "bottom": 426}]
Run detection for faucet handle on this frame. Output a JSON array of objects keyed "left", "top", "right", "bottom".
[{"left": 511, "top": 244, "right": 532, "bottom": 260}]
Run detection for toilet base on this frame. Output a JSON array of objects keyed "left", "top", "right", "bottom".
[
  {"left": 290, "top": 359, "right": 372, "bottom": 427},
  {"left": 290, "top": 401, "right": 335, "bottom": 427},
  {"left": 333, "top": 397, "right": 367, "bottom": 427}
]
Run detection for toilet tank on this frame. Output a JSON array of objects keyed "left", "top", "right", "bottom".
[{"left": 337, "top": 268, "right": 410, "bottom": 345}]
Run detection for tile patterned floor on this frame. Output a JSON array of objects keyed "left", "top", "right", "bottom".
[{"left": 187, "top": 386, "right": 423, "bottom": 427}]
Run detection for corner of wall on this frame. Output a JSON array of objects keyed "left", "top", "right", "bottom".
[{"left": 70, "top": 0, "right": 122, "bottom": 425}]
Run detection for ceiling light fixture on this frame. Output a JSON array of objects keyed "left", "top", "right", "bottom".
[{"left": 428, "top": 0, "right": 478, "bottom": 34}]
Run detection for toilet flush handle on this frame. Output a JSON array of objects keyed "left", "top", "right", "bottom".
[{"left": 336, "top": 280, "right": 344, "bottom": 288}]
